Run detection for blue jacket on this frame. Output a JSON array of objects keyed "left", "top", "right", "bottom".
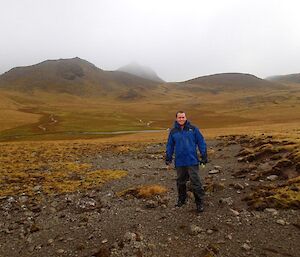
[{"left": 166, "top": 121, "right": 207, "bottom": 167}]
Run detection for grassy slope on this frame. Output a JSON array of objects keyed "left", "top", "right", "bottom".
[{"left": 0, "top": 82, "right": 299, "bottom": 141}]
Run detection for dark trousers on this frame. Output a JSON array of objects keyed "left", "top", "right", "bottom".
[{"left": 176, "top": 165, "right": 204, "bottom": 205}]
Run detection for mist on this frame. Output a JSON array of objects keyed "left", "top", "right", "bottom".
[{"left": 1, "top": 0, "right": 300, "bottom": 82}]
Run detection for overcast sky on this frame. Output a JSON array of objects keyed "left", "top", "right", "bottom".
[{"left": 1, "top": 0, "right": 300, "bottom": 82}]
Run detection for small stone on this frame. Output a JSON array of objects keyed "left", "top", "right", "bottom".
[
  {"left": 276, "top": 219, "right": 286, "bottom": 225},
  {"left": 233, "top": 183, "right": 245, "bottom": 190},
  {"left": 33, "top": 185, "right": 42, "bottom": 192},
  {"left": 57, "top": 249, "right": 65, "bottom": 254},
  {"left": 47, "top": 239, "right": 54, "bottom": 245},
  {"left": 101, "top": 239, "right": 108, "bottom": 244},
  {"left": 207, "top": 229, "right": 214, "bottom": 234},
  {"left": 265, "top": 208, "right": 278, "bottom": 215},
  {"left": 219, "top": 197, "right": 233, "bottom": 206},
  {"left": 267, "top": 175, "right": 278, "bottom": 181},
  {"left": 226, "top": 234, "right": 233, "bottom": 240},
  {"left": 19, "top": 195, "right": 29, "bottom": 203},
  {"left": 242, "top": 243, "right": 251, "bottom": 251},
  {"left": 123, "top": 232, "right": 137, "bottom": 242},
  {"left": 209, "top": 169, "right": 220, "bottom": 174},
  {"left": 229, "top": 208, "right": 240, "bottom": 216}
]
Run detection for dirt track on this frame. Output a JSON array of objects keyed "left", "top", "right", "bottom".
[{"left": 0, "top": 136, "right": 299, "bottom": 257}]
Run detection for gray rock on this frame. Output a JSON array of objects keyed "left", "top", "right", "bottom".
[
  {"left": 242, "top": 243, "right": 251, "bottom": 251},
  {"left": 219, "top": 197, "right": 233, "bottom": 206},
  {"left": 209, "top": 169, "right": 220, "bottom": 174},
  {"left": 276, "top": 219, "right": 286, "bottom": 225},
  {"left": 77, "top": 198, "right": 97, "bottom": 210},
  {"left": 267, "top": 175, "right": 278, "bottom": 181},
  {"left": 234, "top": 183, "right": 245, "bottom": 190},
  {"left": 123, "top": 232, "right": 137, "bottom": 242},
  {"left": 206, "top": 229, "right": 214, "bottom": 234},
  {"left": 33, "top": 185, "right": 42, "bottom": 192},
  {"left": 57, "top": 249, "right": 65, "bottom": 254},
  {"left": 230, "top": 208, "right": 240, "bottom": 216},
  {"left": 265, "top": 208, "right": 278, "bottom": 215},
  {"left": 19, "top": 195, "right": 29, "bottom": 204}
]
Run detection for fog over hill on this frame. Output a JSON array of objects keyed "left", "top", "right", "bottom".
[
  {"left": 266, "top": 73, "right": 300, "bottom": 84},
  {"left": 0, "top": 57, "right": 158, "bottom": 97},
  {"left": 0, "top": 58, "right": 287, "bottom": 99},
  {"left": 182, "top": 73, "right": 285, "bottom": 91},
  {"left": 118, "top": 62, "right": 165, "bottom": 83}
]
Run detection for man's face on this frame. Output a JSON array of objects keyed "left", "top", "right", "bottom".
[{"left": 176, "top": 113, "right": 187, "bottom": 126}]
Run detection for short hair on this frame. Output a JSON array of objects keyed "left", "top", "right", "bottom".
[{"left": 176, "top": 111, "right": 185, "bottom": 117}]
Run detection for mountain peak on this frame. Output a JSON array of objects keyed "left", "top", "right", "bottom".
[{"left": 118, "top": 62, "right": 164, "bottom": 83}]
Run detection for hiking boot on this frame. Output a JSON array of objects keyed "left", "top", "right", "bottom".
[
  {"left": 196, "top": 203, "right": 204, "bottom": 213},
  {"left": 175, "top": 200, "right": 186, "bottom": 207}
]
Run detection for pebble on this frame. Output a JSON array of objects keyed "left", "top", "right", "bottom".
[
  {"left": 209, "top": 169, "right": 220, "bottom": 174},
  {"left": 101, "top": 239, "right": 108, "bottom": 244},
  {"left": 265, "top": 208, "right": 278, "bottom": 215},
  {"left": 267, "top": 175, "right": 278, "bottom": 181},
  {"left": 206, "top": 229, "right": 214, "bottom": 234},
  {"left": 57, "top": 249, "right": 65, "bottom": 254},
  {"left": 276, "top": 219, "right": 286, "bottom": 225},
  {"left": 47, "top": 239, "right": 54, "bottom": 245},
  {"left": 242, "top": 243, "right": 251, "bottom": 251},
  {"left": 123, "top": 232, "right": 137, "bottom": 242},
  {"left": 234, "top": 183, "right": 245, "bottom": 190},
  {"left": 226, "top": 234, "right": 233, "bottom": 240},
  {"left": 230, "top": 208, "right": 240, "bottom": 216}
]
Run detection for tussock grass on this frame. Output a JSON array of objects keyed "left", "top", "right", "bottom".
[
  {"left": 0, "top": 141, "right": 127, "bottom": 196},
  {"left": 117, "top": 184, "right": 167, "bottom": 198}
]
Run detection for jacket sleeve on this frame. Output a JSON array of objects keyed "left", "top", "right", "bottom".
[
  {"left": 165, "top": 131, "right": 175, "bottom": 164},
  {"left": 195, "top": 128, "right": 207, "bottom": 162}
]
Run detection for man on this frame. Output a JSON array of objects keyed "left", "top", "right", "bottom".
[{"left": 165, "top": 111, "right": 207, "bottom": 213}]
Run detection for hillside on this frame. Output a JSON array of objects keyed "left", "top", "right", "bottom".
[
  {"left": 266, "top": 73, "right": 300, "bottom": 84},
  {"left": 182, "top": 73, "right": 285, "bottom": 92},
  {"left": 118, "top": 62, "right": 164, "bottom": 83},
  {"left": 0, "top": 59, "right": 299, "bottom": 141},
  {"left": 0, "top": 57, "right": 158, "bottom": 97}
]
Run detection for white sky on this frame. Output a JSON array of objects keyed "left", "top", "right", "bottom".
[{"left": 1, "top": 0, "right": 300, "bottom": 82}]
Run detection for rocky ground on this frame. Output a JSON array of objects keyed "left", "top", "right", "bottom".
[{"left": 0, "top": 135, "right": 299, "bottom": 257}]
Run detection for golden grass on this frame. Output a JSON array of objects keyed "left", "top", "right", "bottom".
[
  {"left": 117, "top": 184, "right": 167, "bottom": 198},
  {"left": 0, "top": 141, "right": 127, "bottom": 196},
  {"left": 0, "top": 84, "right": 299, "bottom": 141}
]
